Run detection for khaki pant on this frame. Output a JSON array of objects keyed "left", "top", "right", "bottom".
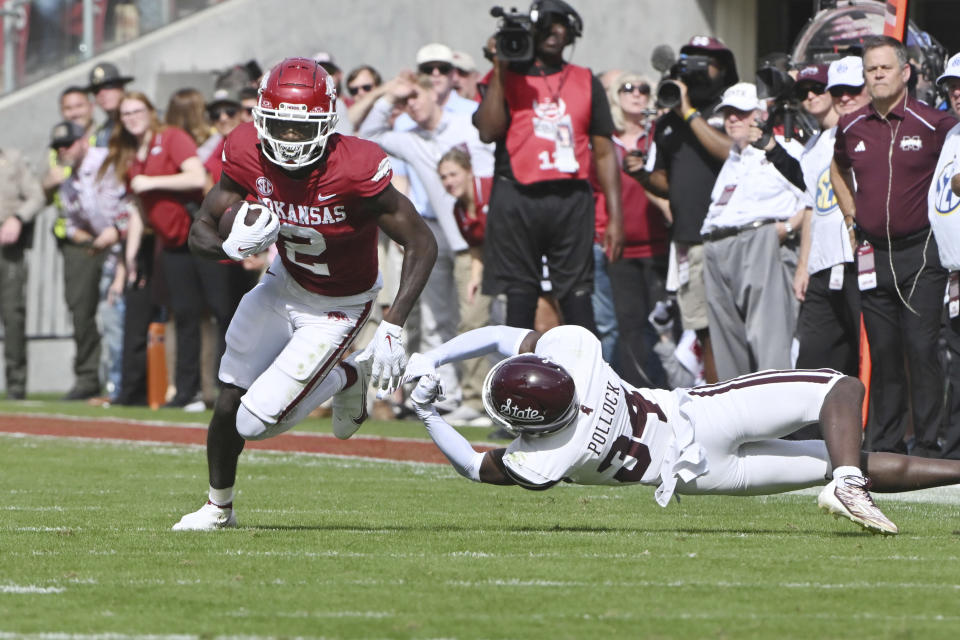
[{"left": 454, "top": 251, "right": 491, "bottom": 410}]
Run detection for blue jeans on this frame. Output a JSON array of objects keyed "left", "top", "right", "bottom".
[{"left": 591, "top": 243, "right": 619, "bottom": 367}]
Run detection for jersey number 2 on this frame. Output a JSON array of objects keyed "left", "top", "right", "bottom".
[{"left": 280, "top": 227, "right": 329, "bottom": 276}]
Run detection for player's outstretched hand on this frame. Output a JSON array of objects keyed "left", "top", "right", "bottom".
[
  {"left": 410, "top": 374, "right": 445, "bottom": 406},
  {"left": 357, "top": 320, "right": 406, "bottom": 397},
  {"left": 401, "top": 352, "right": 436, "bottom": 385},
  {"left": 222, "top": 203, "right": 280, "bottom": 261}
]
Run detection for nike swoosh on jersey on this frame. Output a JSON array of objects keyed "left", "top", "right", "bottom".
[{"left": 317, "top": 193, "right": 337, "bottom": 202}]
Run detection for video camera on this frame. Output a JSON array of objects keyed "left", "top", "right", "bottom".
[
  {"left": 650, "top": 46, "right": 715, "bottom": 110},
  {"left": 490, "top": 6, "right": 535, "bottom": 63},
  {"left": 753, "top": 53, "right": 816, "bottom": 145}
]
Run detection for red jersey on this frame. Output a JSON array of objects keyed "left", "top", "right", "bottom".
[
  {"left": 453, "top": 175, "right": 492, "bottom": 247},
  {"left": 222, "top": 123, "right": 392, "bottom": 296},
  {"left": 502, "top": 64, "right": 593, "bottom": 184},
  {"left": 205, "top": 138, "right": 225, "bottom": 184},
  {"left": 590, "top": 135, "right": 668, "bottom": 259},
  {"left": 127, "top": 126, "right": 201, "bottom": 248}
]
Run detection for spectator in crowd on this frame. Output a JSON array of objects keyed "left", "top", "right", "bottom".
[
  {"left": 831, "top": 36, "right": 957, "bottom": 456},
  {"left": 238, "top": 87, "right": 258, "bottom": 123},
  {"left": 204, "top": 87, "right": 243, "bottom": 184},
  {"left": 437, "top": 148, "right": 493, "bottom": 425},
  {"left": 699, "top": 82, "right": 806, "bottom": 380},
  {"left": 415, "top": 43, "right": 478, "bottom": 115},
  {"left": 790, "top": 59, "right": 870, "bottom": 377},
  {"left": 48, "top": 121, "right": 128, "bottom": 401},
  {"left": 164, "top": 89, "right": 260, "bottom": 409},
  {"left": 345, "top": 65, "right": 383, "bottom": 129},
  {"left": 474, "top": 0, "right": 623, "bottom": 332},
  {"left": 360, "top": 73, "right": 493, "bottom": 418},
  {"left": 624, "top": 36, "right": 739, "bottom": 383},
  {"left": 166, "top": 88, "right": 222, "bottom": 192},
  {"left": 85, "top": 62, "right": 134, "bottom": 147},
  {"left": 939, "top": 52, "right": 960, "bottom": 117},
  {"left": 60, "top": 86, "right": 96, "bottom": 134},
  {"left": 452, "top": 51, "right": 480, "bottom": 102},
  {"left": 0, "top": 146, "right": 44, "bottom": 399},
  {"left": 99, "top": 92, "right": 207, "bottom": 407},
  {"left": 927, "top": 70, "right": 960, "bottom": 459},
  {"left": 599, "top": 72, "right": 670, "bottom": 388}
]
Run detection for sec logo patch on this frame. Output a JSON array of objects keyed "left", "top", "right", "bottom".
[{"left": 256, "top": 176, "right": 274, "bottom": 196}]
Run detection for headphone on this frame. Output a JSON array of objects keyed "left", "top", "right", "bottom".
[{"left": 530, "top": 0, "right": 583, "bottom": 42}]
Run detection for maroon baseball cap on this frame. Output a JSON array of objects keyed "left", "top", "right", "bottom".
[
  {"left": 795, "top": 63, "right": 830, "bottom": 87},
  {"left": 679, "top": 35, "right": 738, "bottom": 85}
]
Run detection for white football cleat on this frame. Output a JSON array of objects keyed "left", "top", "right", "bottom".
[
  {"left": 818, "top": 475, "right": 898, "bottom": 535},
  {"left": 172, "top": 501, "right": 237, "bottom": 531},
  {"left": 332, "top": 353, "right": 371, "bottom": 440}
]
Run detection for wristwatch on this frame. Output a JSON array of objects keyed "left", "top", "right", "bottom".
[{"left": 783, "top": 221, "right": 796, "bottom": 239}]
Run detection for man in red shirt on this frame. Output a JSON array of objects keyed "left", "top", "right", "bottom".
[
  {"left": 173, "top": 58, "right": 437, "bottom": 530},
  {"left": 831, "top": 36, "right": 957, "bottom": 456}
]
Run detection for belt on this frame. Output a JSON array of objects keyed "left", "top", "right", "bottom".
[
  {"left": 701, "top": 218, "right": 778, "bottom": 243},
  {"left": 858, "top": 227, "right": 931, "bottom": 251}
]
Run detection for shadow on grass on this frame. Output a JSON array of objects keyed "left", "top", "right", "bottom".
[{"left": 242, "top": 523, "right": 864, "bottom": 536}]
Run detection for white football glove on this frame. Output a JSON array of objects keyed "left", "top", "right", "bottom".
[
  {"left": 410, "top": 374, "right": 445, "bottom": 406},
  {"left": 221, "top": 203, "right": 280, "bottom": 261},
  {"left": 401, "top": 352, "right": 438, "bottom": 386},
  {"left": 356, "top": 320, "right": 406, "bottom": 397}
]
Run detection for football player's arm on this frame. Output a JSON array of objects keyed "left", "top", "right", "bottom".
[
  {"left": 187, "top": 173, "right": 247, "bottom": 259},
  {"left": 402, "top": 327, "right": 540, "bottom": 383},
  {"left": 414, "top": 402, "right": 514, "bottom": 485},
  {"left": 473, "top": 58, "right": 509, "bottom": 143},
  {"left": 370, "top": 183, "right": 438, "bottom": 326}
]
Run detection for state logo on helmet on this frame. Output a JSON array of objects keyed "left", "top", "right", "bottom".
[
  {"left": 482, "top": 353, "right": 578, "bottom": 437},
  {"left": 254, "top": 57, "right": 339, "bottom": 170}
]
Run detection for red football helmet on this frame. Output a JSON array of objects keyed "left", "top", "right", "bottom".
[
  {"left": 482, "top": 353, "right": 578, "bottom": 437},
  {"left": 253, "top": 57, "right": 339, "bottom": 169}
]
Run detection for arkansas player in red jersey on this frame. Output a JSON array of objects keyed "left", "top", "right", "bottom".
[{"left": 173, "top": 58, "right": 437, "bottom": 530}]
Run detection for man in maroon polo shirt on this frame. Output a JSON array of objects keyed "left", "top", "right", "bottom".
[{"left": 831, "top": 35, "right": 958, "bottom": 456}]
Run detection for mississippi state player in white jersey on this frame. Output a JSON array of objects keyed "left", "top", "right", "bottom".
[
  {"left": 172, "top": 58, "right": 437, "bottom": 530},
  {"left": 405, "top": 325, "right": 960, "bottom": 535}
]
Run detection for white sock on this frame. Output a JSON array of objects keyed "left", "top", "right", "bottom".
[
  {"left": 208, "top": 486, "right": 235, "bottom": 507},
  {"left": 832, "top": 465, "right": 861, "bottom": 481}
]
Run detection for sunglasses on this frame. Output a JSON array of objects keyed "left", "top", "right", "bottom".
[
  {"left": 829, "top": 85, "right": 864, "bottom": 98},
  {"left": 795, "top": 83, "right": 827, "bottom": 98},
  {"left": 347, "top": 83, "right": 374, "bottom": 96},
  {"left": 418, "top": 62, "right": 453, "bottom": 75},
  {"left": 209, "top": 105, "right": 239, "bottom": 119},
  {"left": 618, "top": 83, "right": 650, "bottom": 95}
]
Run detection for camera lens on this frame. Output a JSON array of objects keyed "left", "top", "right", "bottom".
[{"left": 657, "top": 80, "right": 681, "bottom": 109}]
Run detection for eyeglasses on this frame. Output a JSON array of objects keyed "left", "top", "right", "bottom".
[
  {"left": 618, "top": 83, "right": 650, "bottom": 95},
  {"left": 119, "top": 107, "right": 147, "bottom": 118},
  {"left": 418, "top": 62, "right": 453, "bottom": 75},
  {"left": 347, "top": 83, "right": 374, "bottom": 96},
  {"left": 795, "top": 83, "right": 827, "bottom": 98},
  {"left": 209, "top": 105, "right": 239, "bottom": 120},
  {"left": 829, "top": 85, "right": 864, "bottom": 98}
]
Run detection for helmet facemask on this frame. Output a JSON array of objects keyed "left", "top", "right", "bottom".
[{"left": 254, "top": 101, "right": 337, "bottom": 169}]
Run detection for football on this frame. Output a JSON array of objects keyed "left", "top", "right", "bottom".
[{"left": 218, "top": 201, "right": 267, "bottom": 239}]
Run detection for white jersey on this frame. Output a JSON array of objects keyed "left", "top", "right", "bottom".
[
  {"left": 700, "top": 141, "right": 805, "bottom": 234},
  {"left": 801, "top": 127, "right": 854, "bottom": 274},
  {"left": 928, "top": 122, "right": 960, "bottom": 271},
  {"left": 501, "top": 326, "right": 678, "bottom": 491}
]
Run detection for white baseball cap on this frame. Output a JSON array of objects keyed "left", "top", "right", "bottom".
[
  {"left": 452, "top": 50, "right": 476, "bottom": 73},
  {"left": 718, "top": 82, "right": 760, "bottom": 111},
  {"left": 937, "top": 52, "right": 960, "bottom": 86},
  {"left": 416, "top": 43, "right": 454, "bottom": 66},
  {"left": 827, "top": 56, "right": 864, "bottom": 89}
]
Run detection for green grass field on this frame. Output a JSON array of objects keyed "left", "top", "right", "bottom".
[{"left": 2, "top": 403, "right": 960, "bottom": 639}]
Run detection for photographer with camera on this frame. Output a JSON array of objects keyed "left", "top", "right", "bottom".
[
  {"left": 625, "top": 36, "right": 739, "bottom": 383},
  {"left": 473, "top": 0, "right": 623, "bottom": 333}
]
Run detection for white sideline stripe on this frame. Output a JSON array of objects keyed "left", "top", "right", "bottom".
[
  {"left": 0, "top": 634, "right": 331, "bottom": 640},
  {"left": 0, "top": 585, "right": 65, "bottom": 594},
  {"left": 446, "top": 578, "right": 960, "bottom": 590}
]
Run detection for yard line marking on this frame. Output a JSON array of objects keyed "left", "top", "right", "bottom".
[{"left": 0, "top": 585, "right": 65, "bottom": 594}]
